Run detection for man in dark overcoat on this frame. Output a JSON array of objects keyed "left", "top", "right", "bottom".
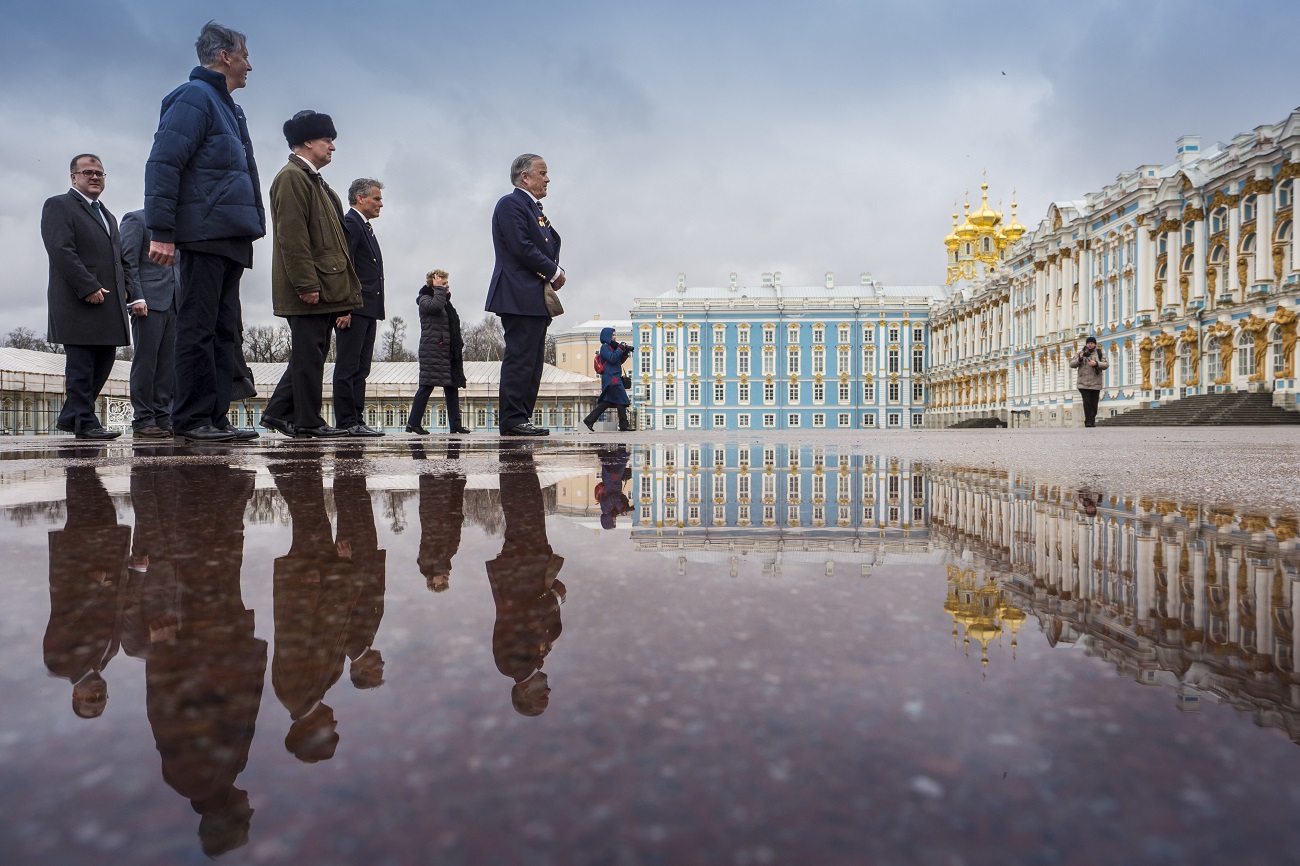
[
  {"left": 334, "top": 178, "right": 386, "bottom": 436},
  {"left": 41, "top": 153, "right": 141, "bottom": 438}
]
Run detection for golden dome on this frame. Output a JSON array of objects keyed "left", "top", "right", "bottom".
[
  {"left": 944, "top": 207, "right": 960, "bottom": 249},
  {"left": 1003, "top": 195, "right": 1027, "bottom": 244},
  {"left": 954, "top": 198, "right": 978, "bottom": 241},
  {"left": 968, "top": 181, "right": 1002, "bottom": 230}
]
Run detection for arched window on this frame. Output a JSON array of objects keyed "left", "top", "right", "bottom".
[
  {"left": 1205, "top": 338, "right": 1221, "bottom": 383},
  {"left": 1271, "top": 325, "right": 1285, "bottom": 376},
  {"left": 1178, "top": 340, "right": 1193, "bottom": 385},
  {"left": 1242, "top": 195, "right": 1257, "bottom": 222},
  {"left": 1211, "top": 207, "right": 1227, "bottom": 234},
  {"left": 1280, "top": 179, "right": 1294, "bottom": 209},
  {"left": 1237, "top": 330, "right": 1255, "bottom": 377}
]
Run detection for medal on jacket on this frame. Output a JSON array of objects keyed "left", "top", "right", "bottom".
[{"left": 537, "top": 216, "right": 547, "bottom": 228}]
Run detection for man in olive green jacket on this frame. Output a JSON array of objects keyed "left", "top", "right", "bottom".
[{"left": 261, "top": 111, "right": 361, "bottom": 438}]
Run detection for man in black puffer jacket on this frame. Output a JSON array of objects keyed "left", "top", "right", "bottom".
[{"left": 144, "top": 21, "right": 266, "bottom": 443}]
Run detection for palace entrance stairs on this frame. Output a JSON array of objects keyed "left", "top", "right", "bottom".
[{"left": 1097, "top": 391, "right": 1300, "bottom": 426}]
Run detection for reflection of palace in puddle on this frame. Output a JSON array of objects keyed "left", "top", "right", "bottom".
[
  {"left": 930, "top": 466, "right": 1300, "bottom": 742},
  {"left": 629, "top": 444, "right": 940, "bottom": 576}
]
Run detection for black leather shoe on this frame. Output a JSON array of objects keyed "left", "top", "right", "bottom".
[
  {"left": 502, "top": 423, "right": 547, "bottom": 437},
  {"left": 218, "top": 424, "right": 260, "bottom": 441},
  {"left": 259, "top": 416, "right": 295, "bottom": 437},
  {"left": 450, "top": 426, "right": 472, "bottom": 434},
  {"left": 297, "top": 424, "right": 349, "bottom": 438},
  {"left": 76, "top": 427, "right": 121, "bottom": 440},
  {"left": 583, "top": 420, "right": 595, "bottom": 432},
  {"left": 174, "top": 425, "right": 236, "bottom": 442},
  {"left": 618, "top": 426, "right": 636, "bottom": 432},
  {"left": 405, "top": 423, "right": 429, "bottom": 435},
  {"left": 346, "top": 424, "right": 384, "bottom": 437}
]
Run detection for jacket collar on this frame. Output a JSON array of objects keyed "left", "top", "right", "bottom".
[{"left": 189, "top": 66, "right": 237, "bottom": 110}]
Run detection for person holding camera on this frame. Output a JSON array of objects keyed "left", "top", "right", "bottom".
[
  {"left": 583, "top": 326, "right": 634, "bottom": 432},
  {"left": 1068, "top": 335, "right": 1109, "bottom": 428}
]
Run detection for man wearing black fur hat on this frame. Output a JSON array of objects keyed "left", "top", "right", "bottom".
[{"left": 260, "top": 111, "right": 361, "bottom": 438}]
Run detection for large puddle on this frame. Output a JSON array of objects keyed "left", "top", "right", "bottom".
[{"left": 2, "top": 440, "right": 1298, "bottom": 865}]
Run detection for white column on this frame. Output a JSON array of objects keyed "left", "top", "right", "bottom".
[
  {"left": 1228, "top": 208, "right": 1240, "bottom": 297},
  {"left": 1136, "top": 532, "right": 1157, "bottom": 623},
  {"left": 1256, "top": 181, "right": 1275, "bottom": 285},
  {"left": 1138, "top": 227, "right": 1156, "bottom": 312},
  {"left": 1192, "top": 216, "right": 1207, "bottom": 301}
]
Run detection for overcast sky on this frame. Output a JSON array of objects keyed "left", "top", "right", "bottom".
[{"left": 2, "top": 0, "right": 1297, "bottom": 343}]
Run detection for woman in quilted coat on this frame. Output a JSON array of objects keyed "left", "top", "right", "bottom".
[{"left": 406, "top": 269, "right": 469, "bottom": 434}]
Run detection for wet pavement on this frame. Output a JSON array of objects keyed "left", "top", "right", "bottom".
[{"left": 1, "top": 431, "right": 1299, "bottom": 865}]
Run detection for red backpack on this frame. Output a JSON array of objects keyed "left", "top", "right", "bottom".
[{"left": 594, "top": 352, "right": 606, "bottom": 374}]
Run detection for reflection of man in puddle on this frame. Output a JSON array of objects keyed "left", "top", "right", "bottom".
[
  {"left": 1076, "top": 489, "right": 1099, "bottom": 518},
  {"left": 127, "top": 463, "right": 266, "bottom": 857},
  {"left": 44, "top": 463, "right": 131, "bottom": 720},
  {"left": 413, "top": 442, "right": 467, "bottom": 594},
  {"left": 488, "top": 447, "right": 566, "bottom": 716},
  {"left": 270, "top": 460, "right": 370, "bottom": 762},
  {"left": 595, "top": 444, "right": 633, "bottom": 530},
  {"left": 333, "top": 457, "right": 387, "bottom": 690}
]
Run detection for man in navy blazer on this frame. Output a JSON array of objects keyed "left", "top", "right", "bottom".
[
  {"left": 485, "top": 154, "right": 564, "bottom": 436},
  {"left": 333, "top": 178, "right": 386, "bottom": 436},
  {"left": 121, "top": 210, "right": 180, "bottom": 438},
  {"left": 41, "top": 154, "right": 143, "bottom": 439}
]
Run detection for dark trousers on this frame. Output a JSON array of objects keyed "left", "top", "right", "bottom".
[
  {"left": 59, "top": 344, "right": 116, "bottom": 432},
  {"left": 1080, "top": 388, "right": 1100, "bottom": 427},
  {"left": 409, "top": 385, "right": 462, "bottom": 429},
  {"left": 130, "top": 307, "right": 176, "bottom": 429},
  {"left": 498, "top": 314, "right": 548, "bottom": 431},
  {"left": 265, "top": 314, "right": 334, "bottom": 429},
  {"left": 173, "top": 251, "right": 243, "bottom": 433},
  {"left": 584, "top": 400, "right": 630, "bottom": 430},
  {"left": 332, "top": 314, "right": 377, "bottom": 428}
]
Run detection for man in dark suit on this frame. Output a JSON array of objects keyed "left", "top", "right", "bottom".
[
  {"left": 333, "top": 178, "right": 386, "bottom": 436},
  {"left": 485, "top": 154, "right": 564, "bottom": 437},
  {"left": 41, "top": 154, "right": 142, "bottom": 439},
  {"left": 121, "top": 209, "right": 180, "bottom": 438}
]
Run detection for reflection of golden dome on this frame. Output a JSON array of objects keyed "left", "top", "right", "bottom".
[
  {"left": 1001, "top": 606, "right": 1027, "bottom": 627},
  {"left": 968, "top": 181, "right": 1002, "bottom": 229}
]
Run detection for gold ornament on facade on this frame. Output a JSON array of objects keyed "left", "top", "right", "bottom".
[
  {"left": 1244, "top": 177, "right": 1274, "bottom": 195},
  {"left": 1179, "top": 275, "right": 1190, "bottom": 307},
  {"left": 1240, "top": 314, "right": 1269, "bottom": 382},
  {"left": 1154, "top": 332, "right": 1177, "bottom": 387},
  {"left": 1237, "top": 257, "right": 1250, "bottom": 296},
  {"left": 1270, "top": 306, "right": 1297, "bottom": 378},
  {"left": 1156, "top": 218, "right": 1182, "bottom": 235},
  {"left": 1280, "top": 161, "right": 1300, "bottom": 181},
  {"left": 1139, "top": 336, "right": 1154, "bottom": 389},
  {"left": 1272, "top": 245, "right": 1285, "bottom": 282},
  {"left": 1206, "top": 268, "right": 1217, "bottom": 297},
  {"left": 1183, "top": 206, "right": 1205, "bottom": 223},
  {"left": 1207, "top": 321, "right": 1236, "bottom": 384},
  {"left": 1154, "top": 281, "right": 1164, "bottom": 310}
]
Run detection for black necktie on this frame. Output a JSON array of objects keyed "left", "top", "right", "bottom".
[{"left": 90, "top": 201, "right": 108, "bottom": 232}]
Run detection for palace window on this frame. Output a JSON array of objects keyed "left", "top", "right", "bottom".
[
  {"left": 813, "top": 382, "right": 825, "bottom": 403},
  {"left": 912, "top": 325, "right": 923, "bottom": 343},
  {"left": 912, "top": 382, "right": 924, "bottom": 402},
  {"left": 1179, "top": 340, "right": 1194, "bottom": 385},
  {"left": 687, "top": 326, "right": 700, "bottom": 345},
  {"left": 812, "top": 325, "right": 825, "bottom": 345},
  {"left": 687, "top": 412, "right": 702, "bottom": 428},
  {"left": 1211, "top": 207, "right": 1228, "bottom": 234},
  {"left": 762, "top": 348, "right": 776, "bottom": 376},
  {"left": 1280, "top": 180, "right": 1294, "bottom": 208},
  {"left": 911, "top": 413, "right": 924, "bottom": 427},
  {"left": 838, "top": 325, "right": 851, "bottom": 343},
  {"left": 688, "top": 382, "right": 701, "bottom": 404},
  {"left": 738, "top": 413, "right": 751, "bottom": 428},
  {"left": 863, "top": 325, "right": 874, "bottom": 343},
  {"left": 812, "top": 348, "right": 825, "bottom": 375},
  {"left": 737, "top": 349, "right": 750, "bottom": 376},
  {"left": 863, "top": 381, "right": 875, "bottom": 401},
  {"left": 664, "top": 381, "right": 676, "bottom": 402},
  {"left": 788, "top": 413, "right": 802, "bottom": 428},
  {"left": 837, "top": 347, "right": 851, "bottom": 375},
  {"left": 664, "top": 327, "right": 676, "bottom": 345},
  {"left": 1237, "top": 331, "right": 1255, "bottom": 377},
  {"left": 639, "top": 348, "right": 651, "bottom": 376},
  {"left": 862, "top": 412, "right": 876, "bottom": 427},
  {"left": 762, "top": 325, "right": 776, "bottom": 344},
  {"left": 863, "top": 347, "right": 876, "bottom": 373},
  {"left": 912, "top": 347, "right": 924, "bottom": 374},
  {"left": 738, "top": 381, "right": 751, "bottom": 404},
  {"left": 687, "top": 349, "right": 701, "bottom": 376},
  {"left": 763, "top": 382, "right": 776, "bottom": 404},
  {"left": 788, "top": 325, "right": 800, "bottom": 344},
  {"left": 888, "top": 348, "right": 900, "bottom": 374},
  {"left": 665, "top": 349, "right": 676, "bottom": 375},
  {"left": 712, "top": 347, "right": 726, "bottom": 376},
  {"left": 888, "top": 325, "right": 900, "bottom": 343},
  {"left": 713, "top": 325, "right": 726, "bottom": 344},
  {"left": 738, "top": 326, "right": 750, "bottom": 345},
  {"left": 838, "top": 412, "right": 851, "bottom": 428},
  {"left": 888, "top": 412, "right": 901, "bottom": 427},
  {"left": 838, "top": 382, "right": 850, "bottom": 404},
  {"left": 762, "top": 413, "right": 776, "bottom": 428},
  {"left": 713, "top": 413, "right": 726, "bottom": 429},
  {"left": 788, "top": 381, "right": 800, "bottom": 403},
  {"left": 888, "top": 381, "right": 900, "bottom": 402},
  {"left": 1273, "top": 325, "right": 1286, "bottom": 376},
  {"left": 787, "top": 347, "right": 801, "bottom": 376},
  {"left": 1243, "top": 195, "right": 1257, "bottom": 222},
  {"left": 714, "top": 381, "right": 726, "bottom": 403}
]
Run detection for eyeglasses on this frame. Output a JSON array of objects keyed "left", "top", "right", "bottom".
[{"left": 75, "top": 169, "right": 106, "bottom": 179}]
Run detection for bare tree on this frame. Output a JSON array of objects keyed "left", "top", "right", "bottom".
[
  {"left": 545, "top": 333, "right": 557, "bottom": 365},
  {"left": 376, "top": 315, "right": 416, "bottom": 362},
  {"left": 115, "top": 344, "right": 135, "bottom": 361},
  {"left": 461, "top": 314, "right": 505, "bottom": 362},
  {"left": 2, "top": 327, "right": 60, "bottom": 353},
  {"left": 243, "top": 324, "right": 292, "bottom": 362}
]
